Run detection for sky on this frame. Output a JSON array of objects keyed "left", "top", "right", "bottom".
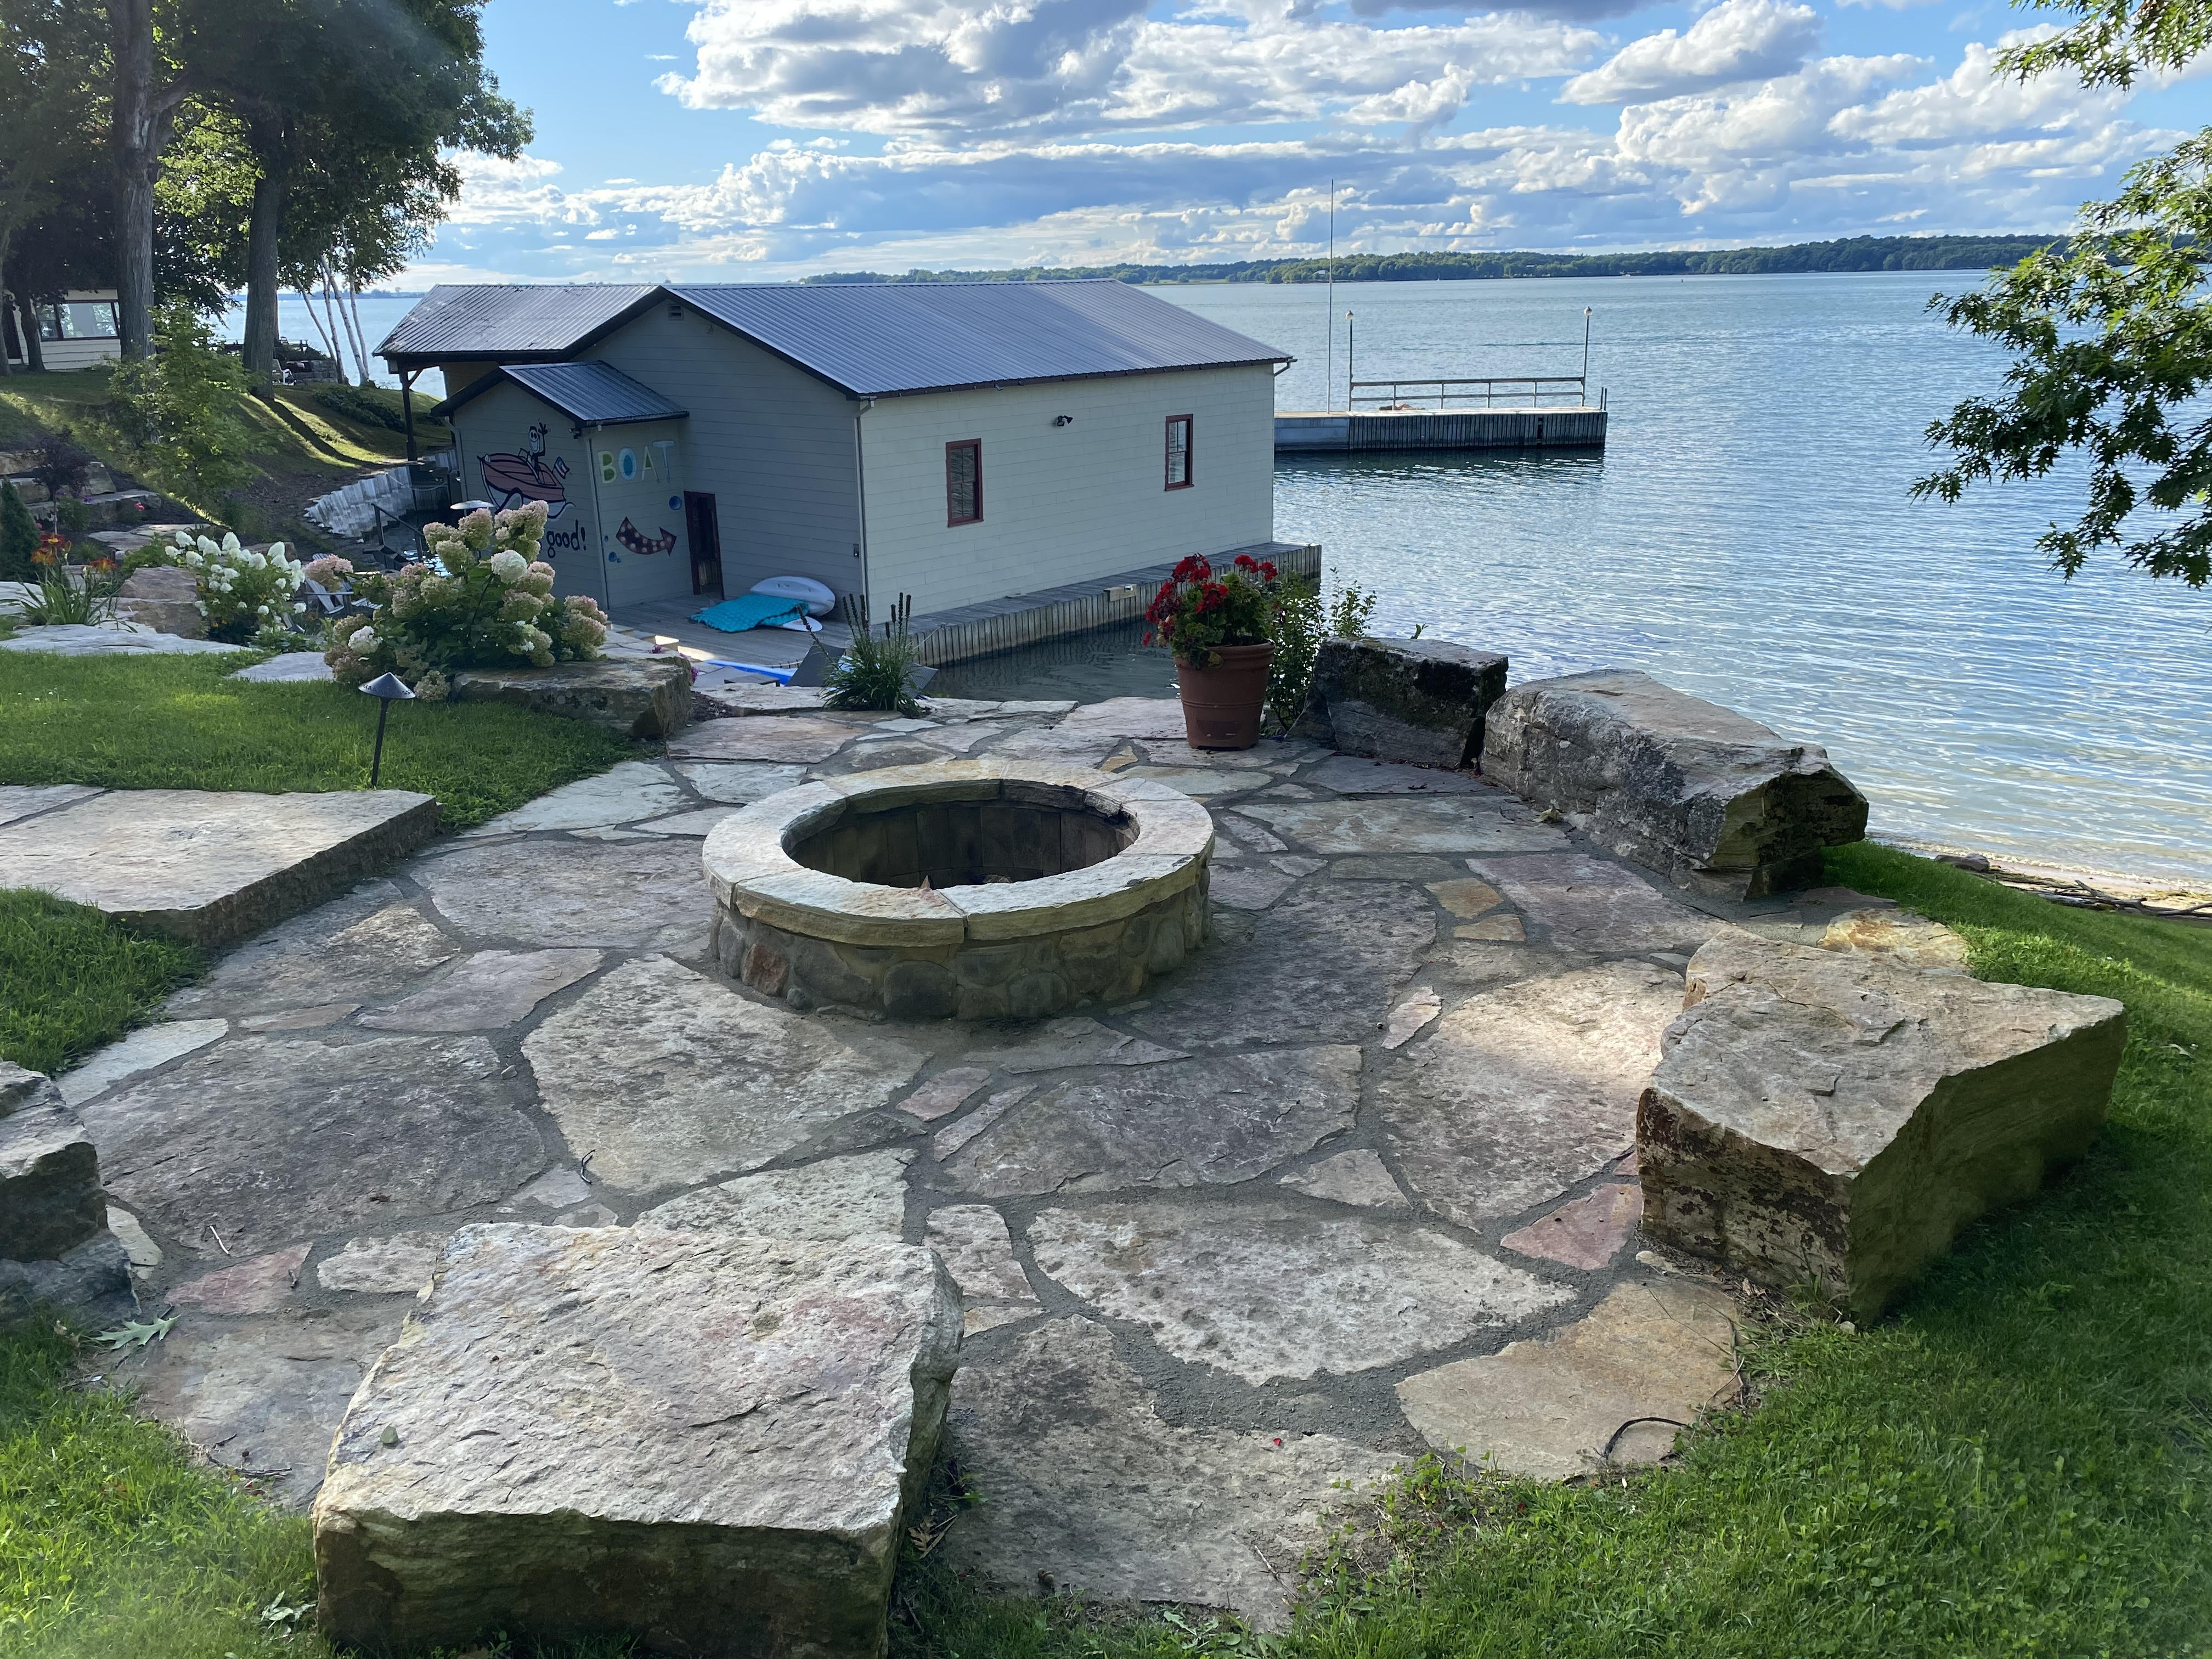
[{"left": 403, "top": 0, "right": 2212, "bottom": 284}]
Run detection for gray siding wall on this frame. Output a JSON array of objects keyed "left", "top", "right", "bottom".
[
  {"left": 449, "top": 381, "right": 602, "bottom": 605},
  {"left": 586, "top": 311, "right": 864, "bottom": 604}
]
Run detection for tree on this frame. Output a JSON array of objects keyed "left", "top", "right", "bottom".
[
  {"left": 189, "top": 0, "right": 528, "bottom": 381},
  {"left": 106, "top": 0, "right": 196, "bottom": 359},
  {"left": 0, "top": 0, "right": 105, "bottom": 376},
  {"left": 1916, "top": 0, "right": 2212, "bottom": 589},
  {"left": 0, "top": 482, "right": 37, "bottom": 580}
]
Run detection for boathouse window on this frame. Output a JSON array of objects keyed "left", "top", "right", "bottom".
[
  {"left": 38, "top": 299, "right": 119, "bottom": 342},
  {"left": 946, "top": 439, "right": 982, "bottom": 526},
  {"left": 1165, "top": 415, "right": 1193, "bottom": 489}
]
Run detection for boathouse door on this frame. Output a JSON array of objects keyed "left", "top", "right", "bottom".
[{"left": 684, "top": 492, "right": 723, "bottom": 597}]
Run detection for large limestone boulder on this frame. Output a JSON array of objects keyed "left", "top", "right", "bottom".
[
  {"left": 114, "top": 563, "right": 205, "bottom": 639},
  {"left": 314, "top": 1224, "right": 963, "bottom": 1658},
  {"left": 1295, "top": 636, "right": 1508, "bottom": 768},
  {"left": 0, "top": 1065, "right": 104, "bottom": 1261},
  {"left": 1481, "top": 669, "right": 1867, "bottom": 898},
  {"left": 1638, "top": 930, "right": 2126, "bottom": 1318},
  {"left": 0, "top": 1061, "right": 130, "bottom": 1322},
  {"left": 450, "top": 656, "right": 693, "bottom": 740}
]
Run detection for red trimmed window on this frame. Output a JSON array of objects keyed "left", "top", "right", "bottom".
[
  {"left": 945, "top": 439, "right": 982, "bottom": 526},
  {"left": 1164, "top": 415, "right": 1193, "bottom": 489}
]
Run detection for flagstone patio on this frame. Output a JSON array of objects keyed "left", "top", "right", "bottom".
[{"left": 66, "top": 695, "right": 1886, "bottom": 1627}]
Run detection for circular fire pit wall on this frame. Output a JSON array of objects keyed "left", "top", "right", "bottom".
[{"left": 703, "top": 760, "right": 1215, "bottom": 1019}]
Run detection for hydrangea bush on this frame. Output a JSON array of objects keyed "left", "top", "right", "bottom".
[
  {"left": 171, "top": 529, "right": 308, "bottom": 643},
  {"left": 324, "top": 502, "right": 607, "bottom": 701}
]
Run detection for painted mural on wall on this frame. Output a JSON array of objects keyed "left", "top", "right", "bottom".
[
  {"left": 478, "top": 424, "right": 572, "bottom": 518},
  {"left": 614, "top": 517, "right": 678, "bottom": 559}
]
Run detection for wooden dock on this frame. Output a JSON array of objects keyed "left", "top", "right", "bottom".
[{"left": 1276, "top": 407, "right": 1606, "bottom": 453}]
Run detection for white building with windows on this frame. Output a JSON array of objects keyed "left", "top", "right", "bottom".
[
  {"left": 3, "top": 290, "right": 122, "bottom": 372},
  {"left": 379, "top": 281, "right": 1296, "bottom": 622}
]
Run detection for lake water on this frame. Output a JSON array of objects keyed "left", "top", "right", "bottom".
[
  {"left": 218, "top": 295, "right": 441, "bottom": 394},
  {"left": 247, "top": 277, "right": 2209, "bottom": 885},
  {"left": 1153, "top": 275, "right": 2210, "bottom": 888}
]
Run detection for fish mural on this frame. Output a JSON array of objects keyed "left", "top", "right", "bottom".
[
  {"left": 477, "top": 424, "right": 571, "bottom": 517},
  {"left": 615, "top": 517, "right": 678, "bottom": 558}
]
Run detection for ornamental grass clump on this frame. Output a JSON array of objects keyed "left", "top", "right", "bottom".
[
  {"left": 1142, "top": 552, "right": 1284, "bottom": 666},
  {"left": 171, "top": 529, "right": 307, "bottom": 643},
  {"left": 325, "top": 501, "right": 608, "bottom": 701}
]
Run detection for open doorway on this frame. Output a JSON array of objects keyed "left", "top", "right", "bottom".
[{"left": 682, "top": 491, "right": 723, "bottom": 597}]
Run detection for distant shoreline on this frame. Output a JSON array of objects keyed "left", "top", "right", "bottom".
[
  {"left": 803, "top": 234, "right": 2064, "bottom": 286},
  {"left": 234, "top": 233, "right": 2066, "bottom": 300}
]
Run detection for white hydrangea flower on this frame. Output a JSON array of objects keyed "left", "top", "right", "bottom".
[
  {"left": 488, "top": 549, "right": 527, "bottom": 582},
  {"left": 349, "top": 626, "right": 378, "bottom": 651},
  {"left": 221, "top": 532, "right": 241, "bottom": 552}
]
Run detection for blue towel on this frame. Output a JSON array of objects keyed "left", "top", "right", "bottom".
[{"left": 690, "top": 594, "right": 806, "bottom": 633}]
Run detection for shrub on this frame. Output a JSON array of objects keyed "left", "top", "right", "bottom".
[
  {"left": 170, "top": 529, "right": 307, "bottom": 644},
  {"left": 824, "top": 592, "right": 923, "bottom": 715},
  {"left": 18, "top": 562, "right": 115, "bottom": 626},
  {"left": 324, "top": 501, "right": 608, "bottom": 698},
  {"left": 108, "top": 301, "right": 253, "bottom": 506},
  {"left": 30, "top": 435, "right": 93, "bottom": 498},
  {"left": 1265, "top": 576, "right": 1378, "bottom": 734},
  {"left": 54, "top": 498, "right": 91, "bottom": 534},
  {"left": 0, "top": 483, "right": 34, "bottom": 582}
]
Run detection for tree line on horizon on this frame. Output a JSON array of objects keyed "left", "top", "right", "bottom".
[{"left": 802, "top": 234, "right": 2071, "bottom": 286}]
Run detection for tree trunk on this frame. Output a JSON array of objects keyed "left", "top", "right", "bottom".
[
  {"left": 108, "top": 0, "right": 159, "bottom": 360},
  {"left": 297, "top": 284, "right": 338, "bottom": 367},
  {"left": 0, "top": 233, "right": 14, "bottom": 377},
  {"left": 240, "top": 112, "right": 290, "bottom": 386},
  {"left": 344, "top": 283, "right": 374, "bottom": 387},
  {"left": 318, "top": 269, "right": 351, "bottom": 380},
  {"left": 25, "top": 296, "right": 48, "bottom": 373}
]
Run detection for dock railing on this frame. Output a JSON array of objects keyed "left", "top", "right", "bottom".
[{"left": 1349, "top": 375, "right": 1602, "bottom": 411}]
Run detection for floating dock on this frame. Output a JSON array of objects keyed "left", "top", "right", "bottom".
[{"left": 1275, "top": 406, "right": 1607, "bottom": 453}]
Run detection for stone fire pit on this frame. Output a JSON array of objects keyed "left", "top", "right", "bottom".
[{"left": 703, "top": 759, "right": 1214, "bottom": 1019}]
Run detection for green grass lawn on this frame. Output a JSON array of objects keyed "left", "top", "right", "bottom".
[
  {"left": 2, "top": 846, "right": 2204, "bottom": 1658},
  {"left": 0, "top": 892, "right": 201, "bottom": 1076},
  {"left": 0, "top": 653, "right": 630, "bottom": 831}
]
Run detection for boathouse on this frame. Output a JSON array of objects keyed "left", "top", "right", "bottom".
[{"left": 380, "top": 282, "right": 1298, "bottom": 620}]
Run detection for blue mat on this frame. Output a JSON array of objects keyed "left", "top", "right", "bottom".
[{"left": 690, "top": 594, "right": 807, "bottom": 633}]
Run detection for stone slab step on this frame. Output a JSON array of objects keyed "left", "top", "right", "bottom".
[
  {"left": 313, "top": 1224, "right": 961, "bottom": 1658},
  {"left": 0, "top": 788, "right": 439, "bottom": 945}
]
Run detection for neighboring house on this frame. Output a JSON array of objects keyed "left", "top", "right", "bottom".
[
  {"left": 379, "top": 281, "right": 1292, "bottom": 618},
  {"left": 2, "top": 290, "right": 123, "bottom": 372}
]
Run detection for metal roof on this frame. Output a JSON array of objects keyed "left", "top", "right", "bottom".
[
  {"left": 377, "top": 284, "right": 658, "bottom": 363},
  {"left": 474, "top": 361, "right": 687, "bottom": 426},
  {"left": 667, "top": 280, "right": 1292, "bottom": 397}
]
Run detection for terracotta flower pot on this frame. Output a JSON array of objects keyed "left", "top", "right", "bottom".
[{"left": 1177, "top": 642, "right": 1273, "bottom": 750}]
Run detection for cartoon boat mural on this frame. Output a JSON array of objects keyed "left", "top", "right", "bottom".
[{"left": 477, "top": 424, "right": 571, "bottom": 518}]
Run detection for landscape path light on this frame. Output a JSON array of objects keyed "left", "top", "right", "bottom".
[{"left": 359, "top": 672, "right": 416, "bottom": 788}]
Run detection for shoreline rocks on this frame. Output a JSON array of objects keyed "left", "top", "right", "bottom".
[
  {"left": 1481, "top": 669, "right": 1868, "bottom": 899},
  {"left": 1295, "top": 636, "right": 1508, "bottom": 768},
  {"left": 1638, "top": 929, "right": 2126, "bottom": 1318}
]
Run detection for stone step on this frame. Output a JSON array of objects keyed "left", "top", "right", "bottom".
[
  {"left": 313, "top": 1223, "right": 962, "bottom": 1657},
  {"left": 0, "top": 787, "right": 440, "bottom": 945}
]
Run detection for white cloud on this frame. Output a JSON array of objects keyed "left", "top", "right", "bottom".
[
  {"left": 410, "top": 20, "right": 2181, "bottom": 285},
  {"left": 1561, "top": 0, "right": 1823, "bottom": 105},
  {"left": 659, "top": 0, "right": 1600, "bottom": 135},
  {"left": 1829, "top": 42, "right": 2123, "bottom": 143}
]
